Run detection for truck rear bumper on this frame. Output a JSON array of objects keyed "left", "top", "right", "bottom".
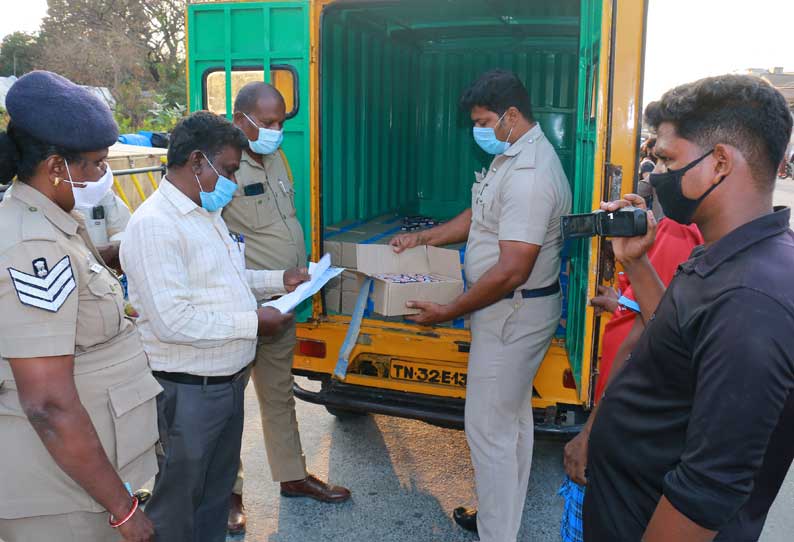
[{"left": 293, "top": 376, "right": 585, "bottom": 437}]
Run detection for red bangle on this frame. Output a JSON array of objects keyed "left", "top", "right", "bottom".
[{"left": 109, "top": 496, "right": 139, "bottom": 528}]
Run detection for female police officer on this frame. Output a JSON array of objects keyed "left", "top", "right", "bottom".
[{"left": 0, "top": 71, "right": 158, "bottom": 542}]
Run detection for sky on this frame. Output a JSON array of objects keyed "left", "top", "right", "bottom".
[
  {"left": 0, "top": 0, "right": 792, "bottom": 105},
  {"left": 644, "top": 0, "right": 793, "bottom": 102},
  {"left": 0, "top": 0, "right": 47, "bottom": 43}
]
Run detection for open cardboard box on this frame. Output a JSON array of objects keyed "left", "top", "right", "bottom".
[{"left": 356, "top": 244, "right": 464, "bottom": 316}]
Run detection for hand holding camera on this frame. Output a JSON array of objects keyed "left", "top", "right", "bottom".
[{"left": 599, "top": 194, "right": 658, "bottom": 267}]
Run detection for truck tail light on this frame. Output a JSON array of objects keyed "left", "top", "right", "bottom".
[
  {"left": 298, "top": 339, "right": 326, "bottom": 358},
  {"left": 562, "top": 368, "right": 577, "bottom": 390}
]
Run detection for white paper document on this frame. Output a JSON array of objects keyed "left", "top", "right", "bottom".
[{"left": 262, "top": 253, "right": 344, "bottom": 314}]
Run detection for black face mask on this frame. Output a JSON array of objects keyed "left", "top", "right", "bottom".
[{"left": 649, "top": 149, "right": 725, "bottom": 225}]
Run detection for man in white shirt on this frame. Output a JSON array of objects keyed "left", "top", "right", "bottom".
[{"left": 120, "top": 111, "right": 308, "bottom": 542}]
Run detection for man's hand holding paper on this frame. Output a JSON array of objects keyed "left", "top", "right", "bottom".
[
  {"left": 284, "top": 267, "right": 311, "bottom": 292},
  {"left": 263, "top": 254, "right": 344, "bottom": 314}
]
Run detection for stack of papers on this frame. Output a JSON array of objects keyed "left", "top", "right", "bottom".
[{"left": 262, "top": 253, "right": 344, "bottom": 314}]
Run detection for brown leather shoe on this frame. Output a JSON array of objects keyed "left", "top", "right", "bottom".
[
  {"left": 227, "top": 493, "right": 246, "bottom": 535},
  {"left": 280, "top": 474, "right": 351, "bottom": 503}
]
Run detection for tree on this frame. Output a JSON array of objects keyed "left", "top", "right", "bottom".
[
  {"left": 32, "top": 0, "right": 188, "bottom": 130},
  {"left": 0, "top": 32, "right": 41, "bottom": 77},
  {"left": 142, "top": 1, "right": 185, "bottom": 74},
  {"left": 139, "top": 1, "right": 187, "bottom": 106},
  {"left": 37, "top": 0, "right": 150, "bottom": 88},
  {"left": 37, "top": 1, "right": 186, "bottom": 97}
]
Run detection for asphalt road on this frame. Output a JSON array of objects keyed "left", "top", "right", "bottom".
[
  {"left": 234, "top": 384, "right": 793, "bottom": 542},
  {"left": 233, "top": 378, "right": 564, "bottom": 542}
]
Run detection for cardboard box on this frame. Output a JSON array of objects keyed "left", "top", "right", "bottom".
[
  {"left": 342, "top": 270, "right": 363, "bottom": 293},
  {"left": 341, "top": 290, "right": 360, "bottom": 315},
  {"left": 323, "top": 232, "right": 363, "bottom": 268},
  {"left": 324, "top": 285, "right": 342, "bottom": 313},
  {"left": 325, "top": 240, "right": 343, "bottom": 267},
  {"left": 356, "top": 244, "right": 464, "bottom": 316}
]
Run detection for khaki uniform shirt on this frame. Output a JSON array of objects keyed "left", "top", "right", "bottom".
[
  {"left": 0, "top": 182, "right": 160, "bottom": 519},
  {"left": 223, "top": 150, "right": 307, "bottom": 281},
  {"left": 464, "top": 124, "right": 572, "bottom": 291}
]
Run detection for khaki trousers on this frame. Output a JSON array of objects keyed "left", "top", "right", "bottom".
[
  {"left": 465, "top": 293, "right": 561, "bottom": 542},
  {"left": 234, "top": 321, "right": 307, "bottom": 493},
  {"left": 0, "top": 510, "right": 116, "bottom": 542}
]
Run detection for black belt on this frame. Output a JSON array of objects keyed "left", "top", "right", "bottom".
[
  {"left": 505, "top": 282, "right": 561, "bottom": 300},
  {"left": 153, "top": 366, "right": 248, "bottom": 386}
]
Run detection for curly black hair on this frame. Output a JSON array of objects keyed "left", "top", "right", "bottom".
[
  {"left": 459, "top": 69, "right": 534, "bottom": 120},
  {"left": 167, "top": 111, "right": 248, "bottom": 168},
  {"left": 644, "top": 74, "right": 793, "bottom": 187}
]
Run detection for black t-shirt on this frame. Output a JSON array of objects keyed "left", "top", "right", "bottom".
[{"left": 584, "top": 208, "right": 794, "bottom": 542}]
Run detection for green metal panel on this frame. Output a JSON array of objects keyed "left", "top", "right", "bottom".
[
  {"left": 414, "top": 48, "right": 579, "bottom": 217},
  {"left": 320, "top": 0, "right": 602, "bottom": 381},
  {"left": 187, "top": 1, "right": 311, "bottom": 317},
  {"left": 321, "top": 12, "right": 421, "bottom": 225},
  {"left": 187, "top": 0, "right": 310, "bottom": 249},
  {"left": 321, "top": 0, "right": 583, "bottom": 223},
  {"left": 567, "top": 0, "right": 603, "bottom": 389}
]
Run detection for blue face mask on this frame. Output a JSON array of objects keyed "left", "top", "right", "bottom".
[
  {"left": 195, "top": 152, "right": 237, "bottom": 212},
  {"left": 243, "top": 112, "right": 283, "bottom": 155},
  {"left": 472, "top": 112, "right": 513, "bottom": 155}
]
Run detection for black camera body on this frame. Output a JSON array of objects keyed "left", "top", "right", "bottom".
[{"left": 561, "top": 206, "right": 647, "bottom": 240}]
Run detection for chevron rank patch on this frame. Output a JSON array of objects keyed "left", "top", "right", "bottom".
[{"left": 8, "top": 255, "right": 76, "bottom": 313}]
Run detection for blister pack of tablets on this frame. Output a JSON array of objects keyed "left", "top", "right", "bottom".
[{"left": 373, "top": 273, "right": 444, "bottom": 284}]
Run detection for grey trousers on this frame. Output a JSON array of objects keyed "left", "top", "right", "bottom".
[{"left": 146, "top": 372, "right": 247, "bottom": 542}]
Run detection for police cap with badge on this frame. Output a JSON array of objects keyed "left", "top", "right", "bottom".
[{"left": 4, "top": 71, "right": 119, "bottom": 313}]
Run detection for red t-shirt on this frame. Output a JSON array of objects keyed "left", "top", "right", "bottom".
[{"left": 593, "top": 219, "right": 704, "bottom": 403}]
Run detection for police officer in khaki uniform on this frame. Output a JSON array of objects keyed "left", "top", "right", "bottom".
[
  {"left": 74, "top": 173, "right": 132, "bottom": 271},
  {"left": 391, "top": 70, "right": 572, "bottom": 542},
  {"left": 0, "top": 71, "right": 159, "bottom": 542},
  {"left": 223, "top": 82, "right": 351, "bottom": 534}
]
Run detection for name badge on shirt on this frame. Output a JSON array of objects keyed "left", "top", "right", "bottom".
[{"left": 90, "top": 262, "right": 104, "bottom": 274}]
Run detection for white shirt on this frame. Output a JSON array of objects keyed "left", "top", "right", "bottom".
[{"left": 121, "top": 179, "right": 286, "bottom": 376}]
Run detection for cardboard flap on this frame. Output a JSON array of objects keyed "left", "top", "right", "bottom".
[
  {"left": 356, "top": 244, "right": 430, "bottom": 275},
  {"left": 427, "top": 246, "right": 463, "bottom": 279}
]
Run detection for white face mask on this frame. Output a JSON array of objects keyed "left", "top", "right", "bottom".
[{"left": 65, "top": 160, "right": 114, "bottom": 209}]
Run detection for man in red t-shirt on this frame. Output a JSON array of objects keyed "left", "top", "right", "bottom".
[
  {"left": 563, "top": 189, "right": 703, "bottom": 486},
  {"left": 592, "top": 217, "right": 703, "bottom": 401}
]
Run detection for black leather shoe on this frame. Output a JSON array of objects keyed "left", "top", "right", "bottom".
[{"left": 453, "top": 507, "right": 478, "bottom": 533}]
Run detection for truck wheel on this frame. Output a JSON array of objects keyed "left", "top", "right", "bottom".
[{"left": 325, "top": 405, "right": 367, "bottom": 419}]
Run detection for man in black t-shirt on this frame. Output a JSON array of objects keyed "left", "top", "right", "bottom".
[{"left": 584, "top": 75, "right": 794, "bottom": 542}]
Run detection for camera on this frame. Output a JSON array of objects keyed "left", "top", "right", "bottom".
[{"left": 561, "top": 206, "right": 647, "bottom": 240}]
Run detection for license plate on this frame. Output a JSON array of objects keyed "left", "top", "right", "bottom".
[{"left": 389, "top": 360, "right": 467, "bottom": 388}]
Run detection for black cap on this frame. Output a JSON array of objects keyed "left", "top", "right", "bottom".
[{"left": 6, "top": 71, "right": 119, "bottom": 151}]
